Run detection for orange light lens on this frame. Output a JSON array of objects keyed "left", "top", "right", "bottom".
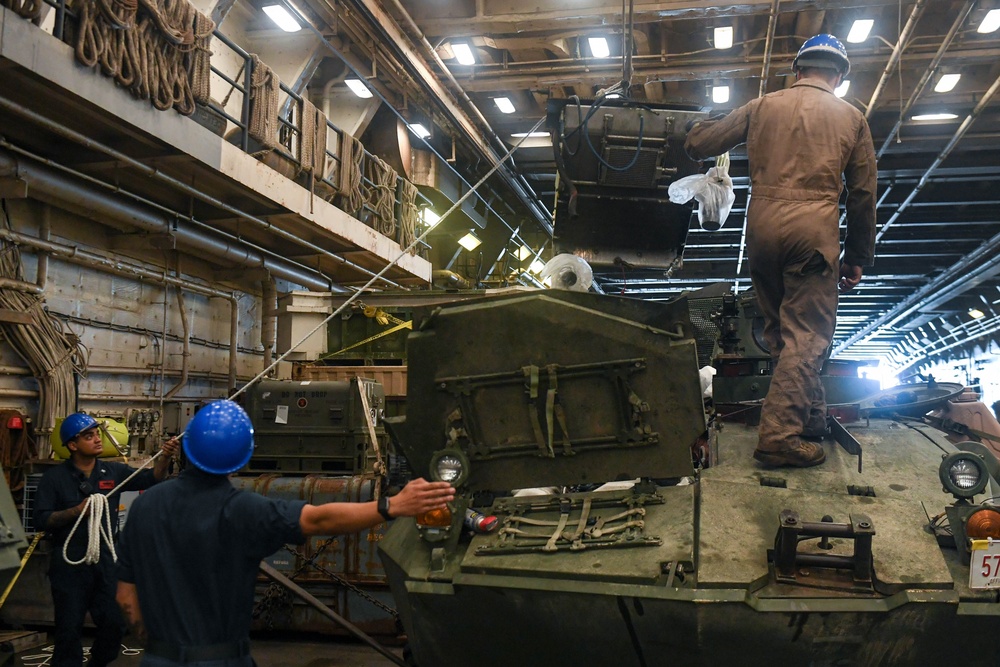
[
  {"left": 966, "top": 509, "right": 1000, "bottom": 539},
  {"left": 417, "top": 507, "right": 453, "bottom": 528}
]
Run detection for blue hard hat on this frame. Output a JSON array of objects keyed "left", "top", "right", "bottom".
[
  {"left": 60, "top": 413, "right": 99, "bottom": 445},
  {"left": 793, "top": 34, "right": 850, "bottom": 76},
  {"left": 183, "top": 400, "right": 254, "bottom": 475}
]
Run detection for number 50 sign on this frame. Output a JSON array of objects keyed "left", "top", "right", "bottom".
[{"left": 970, "top": 539, "right": 1000, "bottom": 589}]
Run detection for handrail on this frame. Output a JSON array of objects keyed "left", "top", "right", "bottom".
[{"left": 31, "top": 0, "right": 432, "bottom": 253}]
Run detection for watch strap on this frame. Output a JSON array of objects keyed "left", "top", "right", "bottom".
[{"left": 377, "top": 495, "right": 392, "bottom": 521}]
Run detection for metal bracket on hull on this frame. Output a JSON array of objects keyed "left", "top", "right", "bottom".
[{"left": 770, "top": 509, "right": 876, "bottom": 590}]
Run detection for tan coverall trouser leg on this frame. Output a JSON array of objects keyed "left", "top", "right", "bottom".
[{"left": 748, "top": 199, "right": 839, "bottom": 454}]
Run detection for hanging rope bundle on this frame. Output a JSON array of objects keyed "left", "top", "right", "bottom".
[
  {"left": 0, "top": 204, "right": 89, "bottom": 458},
  {"left": 248, "top": 54, "right": 279, "bottom": 150},
  {"left": 398, "top": 178, "right": 419, "bottom": 255},
  {"left": 1, "top": 0, "right": 42, "bottom": 19},
  {"left": 299, "top": 97, "right": 328, "bottom": 176},
  {"left": 72, "top": 0, "right": 214, "bottom": 116},
  {"left": 0, "top": 409, "right": 35, "bottom": 497},
  {"left": 337, "top": 132, "right": 365, "bottom": 215},
  {"left": 364, "top": 154, "right": 397, "bottom": 237}
]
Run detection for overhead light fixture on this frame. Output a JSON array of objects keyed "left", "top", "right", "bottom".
[
  {"left": 912, "top": 112, "right": 959, "bottom": 121},
  {"left": 589, "top": 37, "right": 610, "bottom": 58},
  {"left": 934, "top": 73, "right": 961, "bottom": 93},
  {"left": 847, "top": 19, "right": 874, "bottom": 43},
  {"left": 835, "top": 79, "right": 851, "bottom": 98},
  {"left": 969, "top": 307, "right": 985, "bottom": 319},
  {"left": 453, "top": 42, "right": 476, "bottom": 66},
  {"left": 712, "top": 84, "right": 730, "bottom": 104},
  {"left": 422, "top": 209, "right": 441, "bottom": 228},
  {"left": 605, "top": 92, "right": 622, "bottom": 99},
  {"left": 410, "top": 123, "right": 431, "bottom": 139},
  {"left": 262, "top": 4, "right": 301, "bottom": 32},
  {"left": 511, "top": 131, "right": 549, "bottom": 138},
  {"left": 529, "top": 259, "right": 546, "bottom": 274},
  {"left": 458, "top": 232, "right": 482, "bottom": 251},
  {"left": 494, "top": 97, "right": 516, "bottom": 114},
  {"left": 714, "top": 26, "right": 734, "bottom": 50},
  {"left": 978, "top": 8, "right": 1000, "bottom": 33},
  {"left": 344, "top": 79, "right": 373, "bottom": 99},
  {"left": 516, "top": 244, "right": 533, "bottom": 260}
]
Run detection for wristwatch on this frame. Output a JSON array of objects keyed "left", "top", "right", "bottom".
[{"left": 377, "top": 495, "right": 393, "bottom": 521}]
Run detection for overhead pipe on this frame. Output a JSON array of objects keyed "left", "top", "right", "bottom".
[
  {"left": 0, "top": 142, "right": 347, "bottom": 294},
  {"left": 876, "top": 0, "right": 975, "bottom": 156},
  {"left": 0, "top": 364, "right": 247, "bottom": 381},
  {"left": 0, "top": 97, "right": 401, "bottom": 290},
  {"left": 37, "top": 205, "right": 51, "bottom": 290},
  {"left": 875, "top": 70, "right": 1000, "bottom": 244},
  {"left": 865, "top": 0, "right": 929, "bottom": 120},
  {"left": 0, "top": 225, "right": 246, "bottom": 396},
  {"left": 0, "top": 277, "right": 43, "bottom": 295},
  {"left": 0, "top": 150, "right": 342, "bottom": 293}
]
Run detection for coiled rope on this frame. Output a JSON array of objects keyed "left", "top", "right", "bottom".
[
  {"left": 73, "top": 0, "right": 214, "bottom": 116},
  {"left": 398, "top": 179, "right": 418, "bottom": 255},
  {"left": 364, "top": 154, "right": 396, "bottom": 237},
  {"left": 1, "top": 0, "right": 41, "bottom": 19},
  {"left": 248, "top": 54, "right": 279, "bottom": 150},
  {"left": 62, "top": 450, "right": 163, "bottom": 565},
  {"left": 337, "top": 132, "right": 365, "bottom": 215}
]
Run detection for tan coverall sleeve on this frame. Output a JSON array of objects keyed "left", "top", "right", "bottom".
[
  {"left": 842, "top": 120, "right": 878, "bottom": 268},
  {"left": 684, "top": 103, "right": 755, "bottom": 161}
]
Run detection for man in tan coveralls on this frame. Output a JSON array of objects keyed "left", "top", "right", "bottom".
[{"left": 685, "top": 34, "right": 877, "bottom": 467}]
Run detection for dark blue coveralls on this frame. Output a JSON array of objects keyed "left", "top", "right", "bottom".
[
  {"left": 117, "top": 468, "right": 306, "bottom": 666},
  {"left": 34, "top": 460, "right": 159, "bottom": 667}
]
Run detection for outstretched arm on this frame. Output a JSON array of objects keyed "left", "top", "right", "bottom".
[
  {"left": 116, "top": 581, "right": 147, "bottom": 646},
  {"left": 299, "top": 478, "right": 454, "bottom": 536}
]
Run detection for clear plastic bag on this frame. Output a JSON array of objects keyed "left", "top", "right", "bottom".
[
  {"left": 668, "top": 155, "right": 736, "bottom": 231},
  {"left": 539, "top": 254, "right": 594, "bottom": 292}
]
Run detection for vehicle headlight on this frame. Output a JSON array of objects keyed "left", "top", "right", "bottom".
[
  {"left": 429, "top": 448, "right": 469, "bottom": 487},
  {"left": 940, "top": 452, "right": 990, "bottom": 499}
]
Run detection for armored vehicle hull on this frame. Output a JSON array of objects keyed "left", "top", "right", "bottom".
[{"left": 380, "top": 291, "right": 1000, "bottom": 667}]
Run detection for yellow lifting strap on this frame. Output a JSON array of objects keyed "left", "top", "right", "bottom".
[
  {"left": 318, "top": 302, "right": 412, "bottom": 360},
  {"left": 0, "top": 532, "right": 44, "bottom": 610}
]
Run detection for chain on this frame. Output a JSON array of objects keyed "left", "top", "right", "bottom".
[{"left": 282, "top": 542, "right": 400, "bottom": 620}]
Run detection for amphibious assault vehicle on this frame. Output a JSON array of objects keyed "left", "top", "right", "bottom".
[{"left": 379, "top": 289, "right": 1000, "bottom": 667}]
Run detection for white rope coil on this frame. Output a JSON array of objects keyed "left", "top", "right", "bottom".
[{"left": 62, "top": 450, "right": 162, "bottom": 565}]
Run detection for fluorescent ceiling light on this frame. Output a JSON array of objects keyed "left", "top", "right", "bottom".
[
  {"left": 968, "top": 307, "right": 985, "bottom": 319},
  {"left": 589, "top": 37, "right": 610, "bottom": 58},
  {"left": 911, "top": 113, "right": 959, "bottom": 121},
  {"left": 410, "top": 123, "right": 431, "bottom": 139},
  {"left": 511, "top": 131, "right": 549, "bottom": 138},
  {"left": 714, "top": 26, "right": 734, "bottom": 50},
  {"left": 453, "top": 42, "right": 476, "bottom": 65},
  {"left": 422, "top": 209, "right": 441, "bottom": 228},
  {"left": 978, "top": 8, "right": 1000, "bottom": 33},
  {"left": 262, "top": 5, "right": 301, "bottom": 32},
  {"left": 516, "top": 244, "right": 533, "bottom": 260},
  {"left": 458, "top": 232, "right": 482, "bottom": 251},
  {"left": 494, "top": 97, "right": 516, "bottom": 114},
  {"left": 934, "top": 73, "right": 961, "bottom": 93},
  {"left": 847, "top": 19, "right": 874, "bottom": 43},
  {"left": 712, "top": 85, "right": 730, "bottom": 104},
  {"left": 344, "top": 79, "right": 373, "bottom": 99},
  {"left": 605, "top": 92, "right": 622, "bottom": 99},
  {"left": 529, "top": 259, "right": 546, "bottom": 274},
  {"left": 835, "top": 79, "right": 850, "bottom": 98}
]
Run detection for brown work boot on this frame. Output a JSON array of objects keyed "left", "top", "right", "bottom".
[{"left": 753, "top": 441, "right": 826, "bottom": 468}]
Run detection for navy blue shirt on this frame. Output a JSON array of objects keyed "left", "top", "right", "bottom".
[
  {"left": 117, "top": 468, "right": 306, "bottom": 646},
  {"left": 34, "top": 459, "right": 159, "bottom": 566}
]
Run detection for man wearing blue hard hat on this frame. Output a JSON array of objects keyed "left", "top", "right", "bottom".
[
  {"left": 34, "top": 412, "right": 179, "bottom": 667},
  {"left": 685, "top": 34, "right": 877, "bottom": 468},
  {"left": 115, "top": 400, "right": 454, "bottom": 666}
]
